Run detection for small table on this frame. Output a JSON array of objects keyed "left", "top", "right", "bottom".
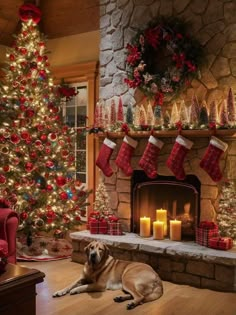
[{"left": 0, "top": 263, "right": 45, "bottom": 315}]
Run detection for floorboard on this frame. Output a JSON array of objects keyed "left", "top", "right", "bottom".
[{"left": 19, "top": 259, "right": 236, "bottom": 315}]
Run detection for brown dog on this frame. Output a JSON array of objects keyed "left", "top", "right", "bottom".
[{"left": 53, "top": 240, "right": 163, "bottom": 309}]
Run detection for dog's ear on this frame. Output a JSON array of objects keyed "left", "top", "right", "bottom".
[
  {"left": 84, "top": 243, "right": 90, "bottom": 257},
  {"left": 103, "top": 243, "right": 110, "bottom": 257}
]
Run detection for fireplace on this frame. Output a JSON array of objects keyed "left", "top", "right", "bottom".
[{"left": 131, "top": 171, "right": 201, "bottom": 240}]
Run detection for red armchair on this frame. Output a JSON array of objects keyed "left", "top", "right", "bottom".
[{"left": 0, "top": 207, "right": 19, "bottom": 264}]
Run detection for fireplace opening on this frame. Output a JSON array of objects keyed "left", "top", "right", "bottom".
[{"left": 131, "top": 171, "right": 201, "bottom": 240}]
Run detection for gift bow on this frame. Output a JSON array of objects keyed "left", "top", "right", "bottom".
[{"left": 199, "top": 221, "right": 217, "bottom": 229}]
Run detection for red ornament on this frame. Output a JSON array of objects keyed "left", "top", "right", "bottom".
[
  {"left": 59, "top": 191, "right": 68, "bottom": 200},
  {"left": 35, "top": 140, "right": 42, "bottom": 147},
  {"left": 25, "top": 162, "right": 34, "bottom": 172},
  {"left": 56, "top": 176, "right": 66, "bottom": 187},
  {"left": 20, "top": 212, "right": 28, "bottom": 220},
  {"left": 10, "top": 134, "right": 21, "bottom": 144},
  {"left": 25, "top": 108, "right": 35, "bottom": 117},
  {"left": 40, "top": 134, "right": 47, "bottom": 142},
  {"left": 30, "top": 151, "right": 37, "bottom": 159},
  {"left": 46, "top": 184, "right": 53, "bottom": 192},
  {"left": 61, "top": 149, "right": 69, "bottom": 158},
  {"left": 3, "top": 165, "right": 10, "bottom": 172},
  {"left": 48, "top": 133, "right": 57, "bottom": 142},
  {"left": 46, "top": 210, "right": 56, "bottom": 223},
  {"left": 20, "top": 47, "right": 27, "bottom": 55},
  {"left": 45, "top": 161, "right": 54, "bottom": 168},
  {"left": 9, "top": 54, "right": 15, "bottom": 61},
  {"left": 20, "top": 130, "right": 30, "bottom": 140},
  {"left": 0, "top": 174, "right": 6, "bottom": 184}
]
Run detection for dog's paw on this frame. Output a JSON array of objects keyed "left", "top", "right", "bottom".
[
  {"left": 52, "top": 290, "right": 67, "bottom": 298},
  {"left": 127, "top": 302, "right": 136, "bottom": 310},
  {"left": 114, "top": 296, "right": 123, "bottom": 303},
  {"left": 69, "top": 288, "right": 80, "bottom": 295}
]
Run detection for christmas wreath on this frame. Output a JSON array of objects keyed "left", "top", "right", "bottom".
[{"left": 125, "top": 17, "right": 204, "bottom": 105}]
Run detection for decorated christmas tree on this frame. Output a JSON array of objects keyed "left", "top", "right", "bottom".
[
  {"left": 146, "top": 102, "right": 154, "bottom": 125},
  {"left": 170, "top": 102, "right": 180, "bottom": 126},
  {"left": 126, "top": 103, "right": 133, "bottom": 125},
  {"left": 217, "top": 180, "right": 236, "bottom": 241},
  {"left": 189, "top": 94, "right": 201, "bottom": 126},
  {"left": 208, "top": 100, "right": 218, "bottom": 125},
  {"left": 117, "top": 97, "right": 124, "bottom": 122},
  {"left": 227, "top": 87, "right": 236, "bottom": 125},
  {"left": 0, "top": 4, "right": 91, "bottom": 244},
  {"left": 110, "top": 99, "right": 116, "bottom": 125},
  {"left": 179, "top": 100, "right": 189, "bottom": 125},
  {"left": 93, "top": 181, "right": 112, "bottom": 217},
  {"left": 220, "top": 100, "right": 229, "bottom": 126}
]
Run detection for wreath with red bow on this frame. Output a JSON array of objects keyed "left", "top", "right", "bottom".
[{"left": 125, "top": 17, "right": 204, "bottom": 105}]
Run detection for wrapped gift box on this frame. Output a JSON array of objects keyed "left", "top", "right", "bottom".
[
  {"left": 89, "top": 220, "right": 108, "bottom": 234},
  {"left": 108, "top": 222, "right": 123, "bottom": 235},
  {"left": 195, "top": 221, "right": 219, "bottom": 247},
  {"left": 209, "top": 237, "right": 233, "bottom": 250}
]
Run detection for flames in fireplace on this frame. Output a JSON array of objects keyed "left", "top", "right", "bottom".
[{"left": 131, "top": 171, "right": 201, "bottom": 240}]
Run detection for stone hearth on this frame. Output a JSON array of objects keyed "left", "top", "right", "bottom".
[{"left": 70, "top": 230, "right": 236, "bottom": 292}]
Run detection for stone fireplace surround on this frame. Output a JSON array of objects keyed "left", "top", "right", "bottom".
[{"left": 70, "top": 129, "right": 236, "bottom": 293}]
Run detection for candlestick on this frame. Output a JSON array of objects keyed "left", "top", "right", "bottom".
[
  {"left": 156, "top": 209, "right": 167, "bottom": 235},
  {"left": 170, "top": 219, "right": 182, "bottom": 241},
  {"left": 140, "top": 216, "right": 151, "bottom": 237},
  {"left": 153, "top": 220, "right": 164, "bottom": 240}
]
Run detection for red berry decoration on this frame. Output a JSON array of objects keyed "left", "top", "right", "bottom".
[{"left": 9, "top": 54, "right": 15, "bottom": 61}]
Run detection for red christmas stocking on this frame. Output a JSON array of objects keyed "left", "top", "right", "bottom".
[
  {"left": 166, "top": 135, "right": 193, "bottom": 180},
  {"left": 200, "top": 136, "right": 228, "bottom": 182},
  {"left": 115, "top": 135, "right": 138, "bottom": 176},
  {"left": 96, "top": 138, "right": 116, "bottom": 177},
  {"left": 139, "top": 135, "right": 164, "bottom": 179}
]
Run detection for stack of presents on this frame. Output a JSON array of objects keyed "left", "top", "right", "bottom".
[
  {"left": 196, "top": 221, "right": 233, "bottom": 250},
  {"left": 88, "top": 211, "right": 123, "bottom": 236}
]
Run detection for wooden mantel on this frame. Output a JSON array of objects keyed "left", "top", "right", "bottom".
[{"left": 96, "top": 129, "right": 236, "bottom": 139}]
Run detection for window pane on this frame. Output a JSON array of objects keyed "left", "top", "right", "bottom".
[{"left": 76, "top": 151, "right": 86, "bottom": 172}]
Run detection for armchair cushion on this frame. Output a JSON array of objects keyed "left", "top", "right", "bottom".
[{"left": 0, "top": 208, "right": 19, "bottom": 264}]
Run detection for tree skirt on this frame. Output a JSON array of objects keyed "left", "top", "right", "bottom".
[{"left": 16, "top": 235, "right": 73, "bottom": 261}]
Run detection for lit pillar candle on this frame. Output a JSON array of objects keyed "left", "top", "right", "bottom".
[
  {"left": 140, "top": 216, "right": 151, "bottom": 237},
  {"left": 153, "top": 220, "right": 164, "bottom": 240},
  {"left": 170, "top": 219, "right": 182, "bottom": 241},
  {"left": 156, "top": 209, "right": 167, "bottom": 235}
]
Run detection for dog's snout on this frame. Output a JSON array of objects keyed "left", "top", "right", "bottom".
[{"left": 90, "top": 252, "right": 96, "bottom": 258}]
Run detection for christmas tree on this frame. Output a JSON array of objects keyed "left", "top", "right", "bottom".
[
  {"left": 189, "top": 94, "right": 201, "bottom": 126},
  {"left": 170, "top": 102, "right": 180, "bottom": 126},
  {"left": 208, "top": 100, "right": 218, "bottom": 124},
  {"left": 227, "top": 87, "right": 236, "bottom": 124},
  {"left": 110, "top": 99, "right": 116, "bottom": 125},
  {"left": 220, "top": 100, "right": 229, "bottom": 126},
  {"left": 0, "top": 4, "right": 91, "bottom": 244},
  {"left": 146, "top": 102, "right": 154, "bottom": 125},
  {"left": 126, "top": 103, "right": 133, "bottom": 125},
  {"left": 117, "top": 97, "right": 124, "bottom": 122},
  {"left": 217, "top": 180, "right": 236, "bottom": 241},
  {"left": 93, "top": 182, "right": 112, "bottom": 217}
]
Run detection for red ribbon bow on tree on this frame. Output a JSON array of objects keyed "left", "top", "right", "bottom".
[{"left": 19, "top": 4, "right": 42, "bottom": 24}]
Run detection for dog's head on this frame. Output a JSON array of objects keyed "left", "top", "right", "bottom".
[{"left": 84, "top": 240, "right": 110, "bottom": 266}]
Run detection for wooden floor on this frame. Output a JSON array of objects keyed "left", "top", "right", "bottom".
[{"left": 20, "top": 259, "right": 236, "bottom": 315}]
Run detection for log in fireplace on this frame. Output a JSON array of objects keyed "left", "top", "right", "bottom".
[{"left": 131, "top": 171, "right": 201, "bottom": 240}]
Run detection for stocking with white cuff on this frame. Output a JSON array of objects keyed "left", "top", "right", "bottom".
[
  {"left": 200, "top": 136, "right": 228, "bottom": 182},
  {"left": 115, "top": 135, "right": 138, "bottom": 176},
  {"left": 96, "top": 138, "right": 116, "bottom": 177},
  {"left": 139, "top": 135, "right": 164, "bottom": 179},
  {"left": 166, "top": 135, "right": 193, "bottom": 180}
]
